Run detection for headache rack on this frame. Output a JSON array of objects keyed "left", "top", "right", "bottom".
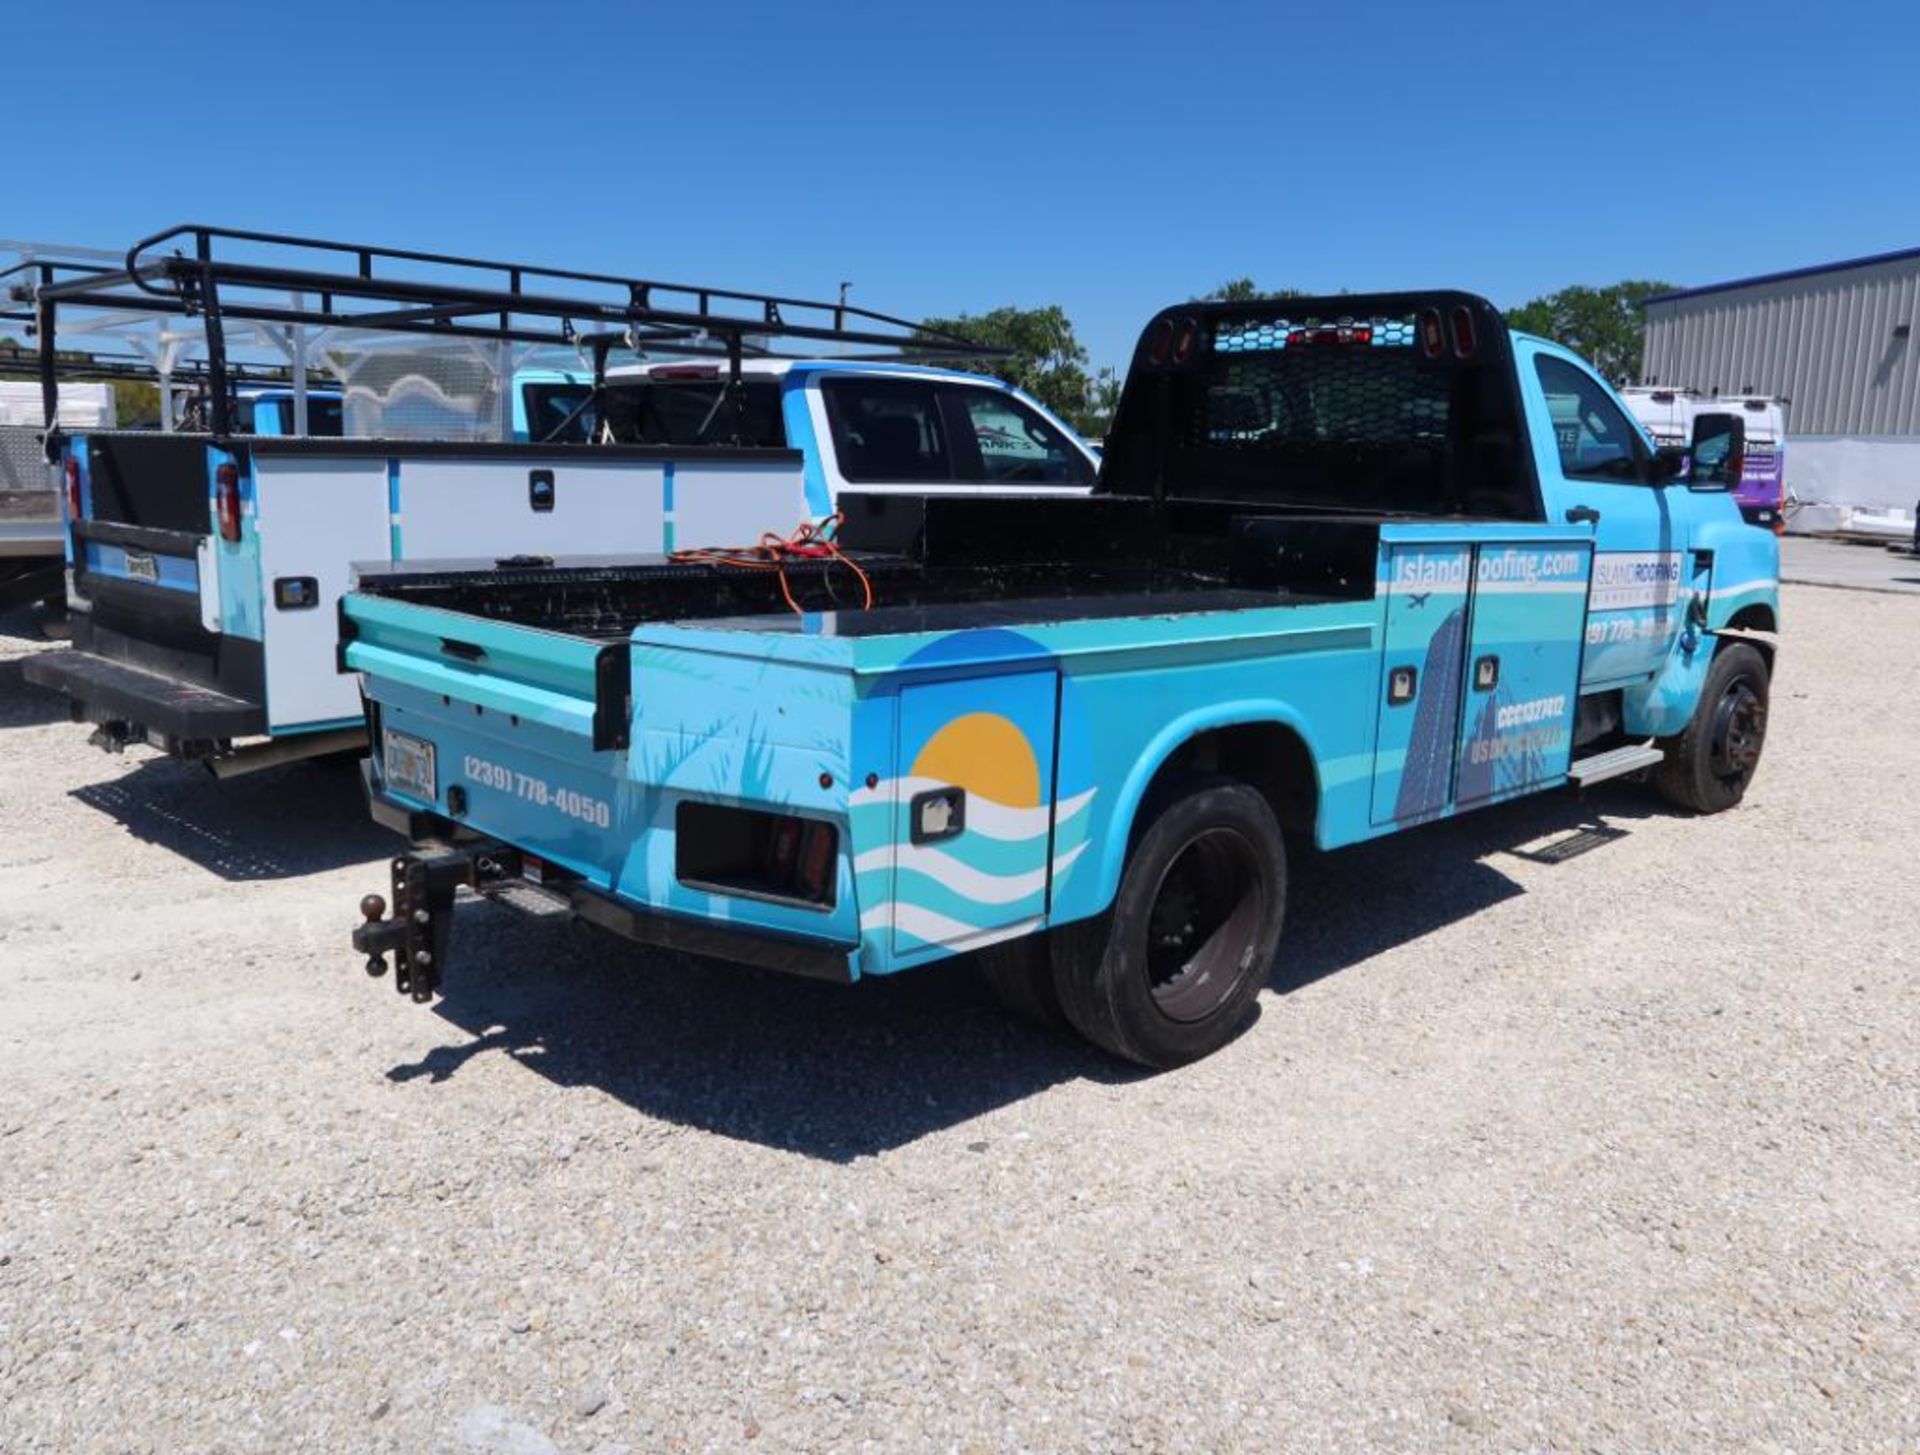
[{"left": 7, "top": 223, "right": 1004, "bottom": 445}]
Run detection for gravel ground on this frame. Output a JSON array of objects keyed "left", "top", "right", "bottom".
[{"left": 1, "top": 586, "right": 1915, "bottom": 1454}]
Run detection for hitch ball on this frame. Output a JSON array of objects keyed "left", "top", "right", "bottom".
[{"left": 360, "top": 895, "right": 390, "bottom": 978}]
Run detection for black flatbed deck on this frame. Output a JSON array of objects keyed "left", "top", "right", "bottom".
[
  {"left": 677, "top": 586, "right": 1321, "bottom": 638},
  {"left": 350, "top": 491, "right": 1392, "bottom": 647}
]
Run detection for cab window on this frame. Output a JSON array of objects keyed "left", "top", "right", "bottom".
[
  {"left": 949, "top": 388, "right": 1093, "bottom": 485},
  {"left": 522, "top": 382, "right": 595, "bottom": 443},
  {"left": 1535, "top": 356, "right": 1649, "bottom": 481},
  {"left": 821, "top": 378, "right": 950, "bottom": 482}
]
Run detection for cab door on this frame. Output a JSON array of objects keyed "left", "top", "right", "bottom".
[{"left": 1521, "top": 346, "right": 1688, "bottom": 687}]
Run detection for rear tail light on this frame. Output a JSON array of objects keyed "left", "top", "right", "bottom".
[
  {"left": 1449, "top": 306, "right": 1478, "bottom": 359},
  {"left": 215, "top": 461, "right": 242, "bottom": 543},
  {"left": 797, "top": 822, "right": 836, "bottom": 903},
  {"left": 63, "top": 455, "right": 81, "bottom": 520},
  {"left": 651, "top": 364, "right": 719, "bottom": 379},
  {"left": 676, "top": 800, "right": 838, "bottom": 908},
  {"left": 1418, "top": 308, "right": 1445, "bottom": 358}
]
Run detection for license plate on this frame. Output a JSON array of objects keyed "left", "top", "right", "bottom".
[
  {"left": 123, "top": 550, "right": 159, "bottom": 583},
  {"left": 383, "top": 728, "right": 436, "bottom": 802}
]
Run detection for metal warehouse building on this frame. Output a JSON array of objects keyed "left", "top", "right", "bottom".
[{"left": 1641, "top": 247, "right": 1920, "bottom": 529}]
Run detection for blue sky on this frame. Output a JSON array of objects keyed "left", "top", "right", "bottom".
[{"left": 8, "top": 0, "right": 1916, "bottom": 373}]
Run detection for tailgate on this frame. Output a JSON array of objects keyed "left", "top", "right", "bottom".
[
  {"left": 67, "top": 434, "right": 215, "bottom": 614},
  {"left": 341, "top": 592, "right": 628, "bottom": 749},
  {"left": 344, "top": 589, "right": 635, "bottom": 888}
]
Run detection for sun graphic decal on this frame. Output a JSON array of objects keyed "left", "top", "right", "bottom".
[{"left": 909, "top": 712, "right": 1040, "bottom": 809}]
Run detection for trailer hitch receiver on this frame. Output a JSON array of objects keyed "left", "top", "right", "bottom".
[{"left": 352, "top": 845, "right": 517, "bottom": 1002}]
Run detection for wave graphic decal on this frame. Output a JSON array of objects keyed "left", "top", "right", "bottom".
[
  {"left": 863, "top": 905, "right": 1043, "bottom": 952},
  {"left": 850, "top": 779, "right": 1096, "bottom": 840},
  {"left": 857, "top": 839, "right": 1090, "bottom": 907}
]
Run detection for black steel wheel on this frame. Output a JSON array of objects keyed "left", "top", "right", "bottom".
[
  {"left": 1052, "top": 775, "right": 1285, "bottom": 1068},
  {"left": 1656, "top": 642, "right": 1771, "bottom": 813}
]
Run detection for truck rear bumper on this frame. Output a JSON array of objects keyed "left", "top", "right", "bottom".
[
  {"left": 22, "top": 645, "right": 265, "bottom": 744},
  {"left": 354, "top": 789, "right": 858, "bottom": 995}
]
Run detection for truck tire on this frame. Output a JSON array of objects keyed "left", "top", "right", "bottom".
[
  {"left": 974, "top": 935, "right": 1067, "bottom": 1028},
  {"left": 1052, "top": 775, "right": 1285, "bottom": 1068},
  {"left": 1655, "top": 642, "right": 1770, "bottom": 814}
]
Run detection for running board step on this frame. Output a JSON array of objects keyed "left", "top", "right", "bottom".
[{"left": 1569, "top": 742, "right": 1666, "bottom": 786}]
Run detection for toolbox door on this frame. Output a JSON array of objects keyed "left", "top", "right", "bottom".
[
  {"left": 1372, "top": 545, "right": 1472, "bottom": 826},
  {"left": 890, "top": 670, "right": 1059, "bottom": 955},
  {"left": 255, "top": 455, "right": 391, "bottom": 730},
  {"left": 1454, "top": 543, "right": 1592, "bottom": 807}
]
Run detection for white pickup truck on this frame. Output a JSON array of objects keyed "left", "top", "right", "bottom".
[{"left": 519, "top": 358, "right": 1096, "bottom": 500}]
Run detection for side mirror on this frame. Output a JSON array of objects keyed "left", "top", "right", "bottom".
[
  {"left": 1687, "top": 411, "right": 1745, "bottom": 491},
  {"left": 1645, "top": 446, "right": 1687, "bottom": 485}
]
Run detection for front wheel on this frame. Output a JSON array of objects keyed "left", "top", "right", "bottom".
[
  {"left": 1656, "top": 642, "right": 1771, "bottom": 813},
  {"left": 1052, "top": 776, "right": 1286, "bottom": 1069}
]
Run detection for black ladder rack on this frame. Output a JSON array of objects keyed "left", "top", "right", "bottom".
[{"left": 10, "top": 223, "right": 1004, "bottom": 440}]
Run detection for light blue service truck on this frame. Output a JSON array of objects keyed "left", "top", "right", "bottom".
[{"left": 347, "top": 291, "right": 1779, "bottom": 1068}]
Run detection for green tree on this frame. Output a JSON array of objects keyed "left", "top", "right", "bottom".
[
  {"left": 1079, "top": 367, "right": 1124, "bottom": 439},
  {"left": 1197, "top": 278, "right": 1307, "bottom": 302},
  {"left": 1505, "top": 280, "right": 1677, "bottom": 384},
  {"left": 920, "top": 304, "right": 1094, "bottom": 428},
  {"left": 109, "top": 380, "right": 161, "bottom": 427}
]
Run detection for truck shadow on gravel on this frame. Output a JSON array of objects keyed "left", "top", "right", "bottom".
[
  {"left": 67, "top": 754, "right": 392, "bottom": 879},
  {"left": 385, "top": 783, "right": 1663, "bottom": 1161},
  {"left": 386, "top": 899, "right": 1143, "bottom": 1161},
  {"left": 1276, "top": 782, "right": 1657, "bottom": 997}
]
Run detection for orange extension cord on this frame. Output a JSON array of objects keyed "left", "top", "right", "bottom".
[{"left": 667, "top": 512, "right": 875, "bottom": 616}]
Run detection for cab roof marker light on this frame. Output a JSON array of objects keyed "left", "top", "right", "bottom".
[{"left": 1287, "top": 325, "right": 1374, "bottom": 347}]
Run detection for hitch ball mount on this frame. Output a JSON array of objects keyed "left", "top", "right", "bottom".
[{"left": 352, "top": 844, "right": 518, "bottom": 1002}]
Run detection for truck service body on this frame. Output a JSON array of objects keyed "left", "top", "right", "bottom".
[
  {"left": 14, "top": 225, "right": 1037, "bottom": 773},
  {"left": 348, "top": 292, "right": 1779, "bottom": 1066}
]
